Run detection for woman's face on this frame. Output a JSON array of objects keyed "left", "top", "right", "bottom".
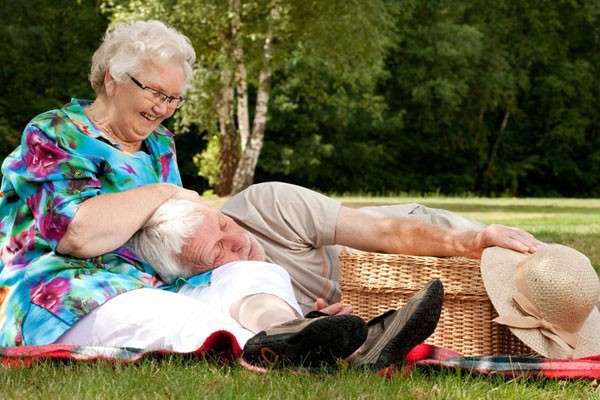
[{"left": 108, "top": 62, "right": 186, "bottom": 141}]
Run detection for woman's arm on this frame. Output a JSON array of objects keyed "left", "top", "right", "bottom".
[{"left": 56, "top": 183, "right": 202, "bottom": 258}]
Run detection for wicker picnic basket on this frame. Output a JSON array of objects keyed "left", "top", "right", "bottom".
[{"left": 339, "top": 251, "right": 535, "bottom": 356}]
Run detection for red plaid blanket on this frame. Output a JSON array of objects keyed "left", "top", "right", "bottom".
[
  {"left": 3, "top": 336, "right": 600, "bottom": 379},
  {"left": 0, "top": 330, "right": 242, "bottom": 367},
  {"left": 405, "top": 344, "right": 600, "bottom": 379}
]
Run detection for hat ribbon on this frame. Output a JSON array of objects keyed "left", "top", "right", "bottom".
[{"left": 493, "top": 292, "right": 577, "bottom": 358}]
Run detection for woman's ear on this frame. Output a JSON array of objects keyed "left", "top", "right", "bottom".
[{"left": 104, "top": 69, "right": 116, "bottom": 96}]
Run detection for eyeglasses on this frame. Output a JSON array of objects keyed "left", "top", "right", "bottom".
[{"left": 128, "top": 74, "right": 185, "bottom": 109}]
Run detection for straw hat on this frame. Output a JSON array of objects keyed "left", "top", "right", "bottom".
[{"left": 481, "top": 244, "right": 600, "bottom": 359}]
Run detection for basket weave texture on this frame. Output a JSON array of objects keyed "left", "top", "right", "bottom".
[{"left": 339, "top": 251, "right": 534, "bottom": 356}]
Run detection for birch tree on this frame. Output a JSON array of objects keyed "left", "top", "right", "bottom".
[{"left": 104, "top": 0, "right": 396, "bottom": 195}]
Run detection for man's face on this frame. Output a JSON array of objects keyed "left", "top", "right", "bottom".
[{"left": 177, "top": 206, "right": 266, "bottom": 274}]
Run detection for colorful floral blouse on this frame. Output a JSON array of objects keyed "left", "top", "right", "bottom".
[{"left": 0, "top": 98, "right": 182, "bottom": 346}]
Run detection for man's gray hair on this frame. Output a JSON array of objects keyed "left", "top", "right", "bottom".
[{"left": 129, "top": 199, "right": 204, "bottom": 283}]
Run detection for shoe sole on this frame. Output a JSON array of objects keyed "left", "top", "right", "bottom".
[
  {"left": 243, "top": 315, "right": 367, "bottom": 368},
  {"left": 360, "top": 279, "right": 444, "bottom": 370}
]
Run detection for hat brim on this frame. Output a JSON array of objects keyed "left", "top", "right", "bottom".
[{"left": 481, "top": 246, "right": 600, "bottom": 359}]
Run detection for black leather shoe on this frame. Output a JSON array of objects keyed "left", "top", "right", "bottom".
[
  {"left": 243, "top": 312, "right": 368, "bottom": 368},
  {"left": 350, "top": 279, "right": 444, "bottom": 370}
]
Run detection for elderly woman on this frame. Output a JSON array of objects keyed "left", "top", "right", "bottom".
[{"left": 0, "top": 20, "right": 367, "bottom": 369}]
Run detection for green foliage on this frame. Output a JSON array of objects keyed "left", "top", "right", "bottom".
[
  {"left": 0, "top": 120, "right": 21, "bottom": 164},
  {"left": 194, "top": 133, "right": 220, "bottom": 189},
  {"left": 269, "top": 0, "right": 396, "bottom": 125},
  {"left": 0, "top": 0, "right": 107, "bottom": 169},
  {"left": 258, "top": 134, "right": 334, "bottom": 184},
  {"left": 259, "top": 0, "right": 600, "bottom": 197},
  {"left": 3, "top": 0, "right": 600, "bottom": 197},
  {"left": 172, "top": 125, "right": 211, "bottom": 192}
]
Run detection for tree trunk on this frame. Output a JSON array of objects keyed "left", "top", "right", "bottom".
[
  {"left": 215, "top": 69, "right": 238, "bottom": 196},
  {"left": 477, "top": 109, "right": 511, "bottom": 195},
  {"left": 215, "top": 0, "right": 243, "bottom": 196},
  {"left": 230, "top": 0, "right": 280, "bottom": 194},
  {"left": 231, "top": 0, "right": 250, "bottom": 152}
]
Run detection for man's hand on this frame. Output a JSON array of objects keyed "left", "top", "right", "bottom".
[
  {"left": 468, "top": 224, "right": 544, "bottom": 259},
  {"left": 312, "top": 298, "right": 354, "bottom": 316}
]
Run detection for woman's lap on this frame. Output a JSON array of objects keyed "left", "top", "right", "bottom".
[{"left": 56, "top": 261, "right": 302, "bottom": 351}]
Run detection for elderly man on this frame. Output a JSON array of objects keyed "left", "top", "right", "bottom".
[
  {"left": 129, "top": 179, "right": 541, "bottom": 369},
  {"left": 221, "top": 182, "right": 541, "bottom": 312},
  {"left": 220, "top": 181, "right": 540, "bottom": 367},
  {"left": 131, "top": 197, "right": 445, "bottom": 370}
]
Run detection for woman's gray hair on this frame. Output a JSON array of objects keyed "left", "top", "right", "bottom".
[
  {"left": 89, "top": 20, "right": 196, "bottom": 94},
  {"left": 129, "top": 199, "right": 205, "bottom": 283}
]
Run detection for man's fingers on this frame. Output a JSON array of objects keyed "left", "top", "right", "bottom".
[
  {"left": 482, "top": 224, "right": 543, "bottom": 254},
  {"left": 312, "top": 298, "right": 328, "bottom": 311},
  {"left": 312, "top": 300, "right": 354, "bottom": 315}
]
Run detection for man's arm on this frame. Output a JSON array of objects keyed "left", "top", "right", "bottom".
[{"left": 335, "top": 207, "right": 542, "bottom": 259}]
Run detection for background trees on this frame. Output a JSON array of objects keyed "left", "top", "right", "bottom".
[
  {"left": 263, "top": 0, "right": 600, "bottom": 197},
  {"left": 1, "top": 0, "right": 599, "bottom": 197},
  {"left": 0, "top": 0, "right": 107, "bottom": 163}
]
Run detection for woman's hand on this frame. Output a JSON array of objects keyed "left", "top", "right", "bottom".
[
  {"left": 169, "top": 186, "right": 214, "bottom": 207},
  {"left": 170, "top": 187, "right": 202, "bottom": 202}
]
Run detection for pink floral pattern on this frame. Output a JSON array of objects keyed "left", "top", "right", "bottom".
[{"left": 0, "top": 99, "right": 183, "bottom": 346}]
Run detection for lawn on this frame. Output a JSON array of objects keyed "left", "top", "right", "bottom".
[{"left": 2, "top": 196, "right": 599, "bottom": 399}]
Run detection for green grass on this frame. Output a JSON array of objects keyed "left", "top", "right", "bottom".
[
  {"left": 2, "top": 356, "right": 599, "bottom": 399},
  {"left": 3, "top": 196, "right": 600, "bottom": 399}
]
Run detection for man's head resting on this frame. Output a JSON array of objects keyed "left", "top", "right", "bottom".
[{"left": 129, "top": 199, "right": 266, "bottom": 283}]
